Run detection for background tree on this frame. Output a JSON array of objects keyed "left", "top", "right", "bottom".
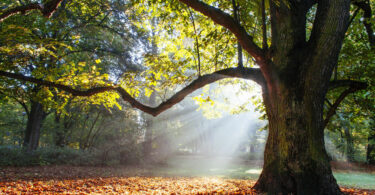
[
  {"left": 324, "top": 0, "right": 375, "bottom": 164},
  {"left": 0, "top": 0, "right": 145, "bottom": 151}
]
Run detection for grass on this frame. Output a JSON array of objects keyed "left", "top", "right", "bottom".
[
  {"left": 334, "top": 172, "right": 375, "bottom": 190},
  {"left": 146, "top": 155, "right": 375, "bottom": 190}
]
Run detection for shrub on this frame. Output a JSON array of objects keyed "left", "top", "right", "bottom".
[{"left": 0, "top": 145, "right": 142, "bottom": 166}]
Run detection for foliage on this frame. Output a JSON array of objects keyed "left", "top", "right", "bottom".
[
  {"left": 0, "top": 145, "right": 141, "bottom": 166},
  {"left": 0, "top": 101, "right": 25, "bottom": 146},
  {"left": 324, "top": 1, "right": 375, "bottom": 163},
  {"left": 0, "top": 0, "right": 145, "bottom": 114}
]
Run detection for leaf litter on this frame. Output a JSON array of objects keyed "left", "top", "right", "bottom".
[{"left": 0, "top": 166, "right": 374, "bottom": 194}]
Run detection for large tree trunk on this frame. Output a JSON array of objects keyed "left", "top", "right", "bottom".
[
  {"left": 253, "top": 1, "right": 350, "bottom": 193},
  {"left": 23, "top": 100, "right": 47, "bottom": 152},
  {"left": 253, "top": 88, "right": 341, "bottom": 194}
]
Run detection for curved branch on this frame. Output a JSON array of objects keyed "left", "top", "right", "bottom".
[
  {"left": 0, "top": 70, "right": 116, "bottom": 96},
  {"left": 0, "top": 67, "right": 264, "bottom": 116},
  {"left": 177, "top": 0, "right": 278, "bottom": 100},
  {"left": 0, "top": 0, "right": 63, "bottom": 22},
  {"left": 178, "top": 0, "right": 266, "bottom": 63},
  {"left": 324, "top": 80, "right": 368, "bottom": 127}
]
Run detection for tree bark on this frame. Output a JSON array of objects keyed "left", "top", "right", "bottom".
[
  {"left": 367, "top": 122, "right": 375, "bottom": 165},
  {"left": 253, "top": 84, "right": 342, "bottom": 194},
  {"left": 23, "top": 100, "right": 47, "bottom": 152},
  {"left": 54, "top": 111, "right": 74, "bottom": 147},
  {"left": 252, "top": 1, "right": 350, "bottom": 193},
  {"left": 54, "top": 113, "right": 65, "bottom": 147},
  {"left": 343, "top": 126, "right": 355, "bottom": 162},
  {"left": 0, "top": 0, "right": 63, "bottom": 22}
]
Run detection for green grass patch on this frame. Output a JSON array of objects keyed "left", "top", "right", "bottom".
[
  {"left": 334, "top": 172, "right": 375, "bottom": 190},
  {"left": 148, "top": 156, "right": 375, "bottom": 190}
]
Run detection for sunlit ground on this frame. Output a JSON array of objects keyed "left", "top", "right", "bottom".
[
  {"left": 146, "top": 156, "right": 375, "bottom": 190},
  {"left": 1, "top": 157, "right": 374, "bottom": 194}
]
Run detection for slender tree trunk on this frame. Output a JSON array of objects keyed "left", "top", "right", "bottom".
[
  {"left": 143, "top": 119, "right": 153, "bottom": 157},
  {"left": 54, "top": 113, "right": 65, "bottom": 147},
  {"left": 143, "top": 92, "right": 156, "bottom": 158},
  {"left": 23, "top": 100, "right": 46, "bottom": 152},
  {"left": 343, "top": 126, "right": 355, "bottom": 162},
  {"left": 367, "top": 126, "right": 375, "bottom": 165}
]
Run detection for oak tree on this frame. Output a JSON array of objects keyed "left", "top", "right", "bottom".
[{"left": 1, "top": 0, "right": 374, "bottom": 194}]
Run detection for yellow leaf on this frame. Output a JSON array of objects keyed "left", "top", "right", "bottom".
[
  {"left": 145, "top": 88, "right": 153, "bottom": 97},
  {"left": 78, "top": 62, "right": 86, "bottom": 66}
]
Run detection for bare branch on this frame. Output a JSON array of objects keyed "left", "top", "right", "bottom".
[
  {"left": 0, "top": 67, "right": 264, "bottom": 116},
  {"left": 324, "top": 79, "right": 368, "bottom": 127},
  {"left": 0, "top": 0, "right": 63, "bottom": 22},
  {"left": 231, "top": 0, "right": 243, "bottom": 68},
  {"left": 186, "top": 8, "right": 201, "bottom": 76},
  {"left": 261, "top": 0, "right": 268, "bottom": 50},
  {"left": 324, "top": 88, "right": 356, "bottom": 127}
]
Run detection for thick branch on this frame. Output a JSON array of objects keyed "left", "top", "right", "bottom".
[
  {"left": 329, "top": 79, "right": 367, "bottom": 90},
  {"left": 307, "top": 0, "right": 351, "bottom": 84},
  {"left": 0, "top": 70, "right": 116, "bottom": 96},
  {"left": 178, "top": 0, "right": 278, "bottom": 101},
  {"left": 0, "top": 67, "right": 264, "bottom": 116},
  {"left": 0, "top": 0, "right": 63, "bottom": 22},
  {"left": 324, "top": 80, "right": 368, "bottom": 127},
  {"left": 178, "top": 0, "right": 266, "bottom": 62}
]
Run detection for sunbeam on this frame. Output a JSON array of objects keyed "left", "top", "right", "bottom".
[{"left": 141, "top": 79, "right": 267, "bottom": 178}]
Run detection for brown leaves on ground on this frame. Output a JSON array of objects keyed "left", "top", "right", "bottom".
[
  {"left": 0, "top": 166, "right": 374, "bottom": 194},
  {"left": 1, "top": 177, "right": 257, "bottom": 194}
]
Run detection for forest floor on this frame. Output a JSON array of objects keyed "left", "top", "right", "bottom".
[{"left": 0, "top": 157, "right": 375, "bottom": 194}]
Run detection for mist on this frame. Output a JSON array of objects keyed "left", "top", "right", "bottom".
[{"left": 142, "top": 79, "right": 267, "bottom": 178}]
